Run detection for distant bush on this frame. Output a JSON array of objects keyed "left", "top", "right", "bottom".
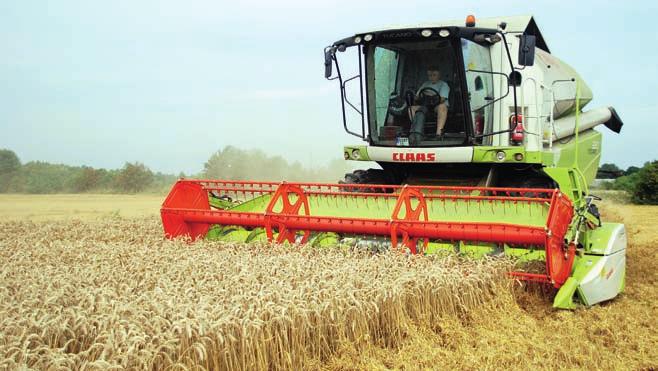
[
  {"left": 596, "top": 163, "right": 624, "bottom": 179},
  {"left": 72, "top": 167, "right": 110, "bottom": 192},
  {"left": 632, "top": 161, "right": 658, "bottom": 205},
  {"left": 114, "top": 162, "right": 154, "bottom": 193},
  {"left": 602, "top": 172, "right": 640, "bottom": 193},
  {"left": 625, "top": 166, "right": 641, "bottom": 176},
  {"left": 0, "top": 149, "right": 21, "bottom": 192}
]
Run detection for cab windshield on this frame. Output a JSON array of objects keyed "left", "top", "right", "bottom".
[{"left": 367, "top": 38, "right": 494, "bottom": 147}]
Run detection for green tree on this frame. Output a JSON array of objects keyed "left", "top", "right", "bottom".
[
  {"left": 0, "top": 149, "right": 20, "bottom": 174},
  {"left": 204, "top": 146, "right": 250, "bottom": 180},
  {"left": 632, "top": 161, "right": 658, "bottom": 205},
  {"left": 6, "top": 161, "right": 81, "bottom": 193},
  {"left": 607, "top": 173, "right": 639, "bottom": 192},
  {"left": 0, "top": 149, "right": 21, "bottom": 192},
  {"left": 114, "top": 162, "right": 154, "bottom": 193},
  {"left": 597, "top": 163, "right": 623, "bottom": 179},
  {"left": 625, "top": 166, "right": 641, "bottom": 176},
  {"left": 73, "top": 166, "right": 104, "bottom": 192}
]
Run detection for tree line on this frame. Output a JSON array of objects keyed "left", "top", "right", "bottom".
[
  {"left": 596, "top": 163, "right": 640, "bottom": 179},
  {"left": 0, "top": 149, "right": 176, "bottom": 194},
  {"left": 2, "top": 147, "right": 655, "bottom": 204},
  {"left": 0, "top": 147, "right": 353, "bottom": 194},
  {"left": 202, "top": 146, "right": 352, "bottom": 182}
]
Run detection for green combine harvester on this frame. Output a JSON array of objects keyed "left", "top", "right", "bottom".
[{"left": 162, "top": 15, "right": 626, "bottom": 309}]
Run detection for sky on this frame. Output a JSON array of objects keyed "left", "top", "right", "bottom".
[{"left": 1, "top": 0, "right": 657, "bottom": 174}]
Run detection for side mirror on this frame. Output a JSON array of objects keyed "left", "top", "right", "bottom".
[
  {"left": 518, "top": 35, "right": 536, "bottom": 66},
  {"left": 324, "top": 49, "right": 333, "bottom": 78}
]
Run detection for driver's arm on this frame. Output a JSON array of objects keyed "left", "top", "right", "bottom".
[
  {"left": 415, "top": 82, "right": 428, "bottom": 98},
  {"left": 413, "top": 84, "right": 428, "bottom": 104}
]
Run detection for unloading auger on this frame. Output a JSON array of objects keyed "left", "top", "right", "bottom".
[{"left": 162, "top": 15, "right": 626, "bottom": 309}]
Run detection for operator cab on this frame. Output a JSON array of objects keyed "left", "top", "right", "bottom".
[
  {"left": 326, "top": 19, "right": 510, "bottom": 148},
  {"left": 371, "top": 38, "right": 493, "bottom": 147}
]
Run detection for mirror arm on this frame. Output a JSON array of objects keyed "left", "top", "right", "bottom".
[
  {"left": 465, "top": 69, "right": 511, "bottom": 111},
  {"left": 497, "top": 31, "right": 519, "bottom": 127}
]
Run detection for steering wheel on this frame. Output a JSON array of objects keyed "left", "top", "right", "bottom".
[
  {"left": 416, "top": 87, "right": 442, "bottom": 106},
  {"left": 417, "top": 86, "right": 440, "bottom": 97}
]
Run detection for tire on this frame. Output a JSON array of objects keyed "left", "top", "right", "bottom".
[
  {"left": 515, "top": 177, "right": 557, "bottom": 198},
  {"left": 496, "top": 175, "right": 556, "bottom": 197},
  {"left": 339, "top": 169, "right": 395, "bottom": 193}
]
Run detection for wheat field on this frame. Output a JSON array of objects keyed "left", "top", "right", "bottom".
[
  {"left": 0, "top": 195, "right": 656, "bottom": 370},
  {"left": 0, "top": 194, "right": 162, "bottom": 222}
]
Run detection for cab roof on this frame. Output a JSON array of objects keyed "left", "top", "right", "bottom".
[{"left": 359, "top": 15, "right": 550, "bottom": 52}]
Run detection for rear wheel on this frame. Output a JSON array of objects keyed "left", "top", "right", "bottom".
[
  {"left": 497, "top": 175, "right": 557, "bottom": 198},
  {"left": 517, "top": 177, "right": 557, "bottom": 197},
  {"left": 339, "top": 169, "right": 395, "bottom": 193}
]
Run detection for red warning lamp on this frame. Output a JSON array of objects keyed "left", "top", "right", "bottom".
[
  {"left": 475, "top": 113, "right": 484, "bottom": 135},
  {"left": 465, "top": 15, "right": 476, "bottom": 27},
  {"left": 510, "top": 114, "right": 524, "bottom": 143}
]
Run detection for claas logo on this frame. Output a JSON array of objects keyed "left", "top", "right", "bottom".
[{"left": 392, "top": 153, "right": 436, "bottom": 162}]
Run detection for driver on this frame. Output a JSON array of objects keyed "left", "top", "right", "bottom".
[{"left": 409, "top": 66, "right": 450, "bottom": 142}]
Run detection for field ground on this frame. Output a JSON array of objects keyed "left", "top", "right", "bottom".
[
  {"left": 0, "top": 194, "right": 162, "bottom": 221},
  {"left": 0, "top": 194, "right": 656, "bottom": 369},
  {"left": 326, "top": 200, "right": 658, "bottom": 370}
]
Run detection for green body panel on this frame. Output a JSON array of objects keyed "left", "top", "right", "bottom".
[
  {"left": 564, "top": 254, "right": 605, "bottom": 307},
  {"left": 472, "top": 147, "right": 542, "bottom": 163},
  {"left": 207, "top": 226, "right": 269, "bottom": 242},
  {"left": 553, "top": 254, "right": 604, "bottom": 309},
  {"left": 343, "top": 145, "right": 371, "bottom": 161},
  {"left": 425, "top": 242, "right": 546, "bottom": 261},
  {"left": 582, "top": 222, "right": 618, "bottom": 255},
  {"left": 227, "top": 194, "right": 272, "bottom": 212},
  {"left": 308, "top": 232, "right": 341, "bottom": 247},
  {"left": 543, "top": 167, "right": 584, "bottom": 204},
  {"left": 553, "top": 277, "right": 579, "bottom": 309},
  {"left": 549, "top": 129, "right": 602, "bottom": 188},
  {"left": 541, "top": 131, "right": 601, "bottom": 207},
  {"left": 217, "top": 193, "right": 549, "bottom": 226},
  {"left": 552, "top": 222, "right": 625, "bottom": 309},
  {"left": 209, "top": 197, "right": 236, "bottom": 209}
]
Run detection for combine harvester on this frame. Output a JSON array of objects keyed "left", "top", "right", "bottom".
[{"left": 162, "top": 15, "right": 626, "bottom": 309}]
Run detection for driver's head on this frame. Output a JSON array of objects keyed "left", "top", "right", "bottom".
[{"left": 427, "top": 66, "right": 441, "bottom": 83}]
